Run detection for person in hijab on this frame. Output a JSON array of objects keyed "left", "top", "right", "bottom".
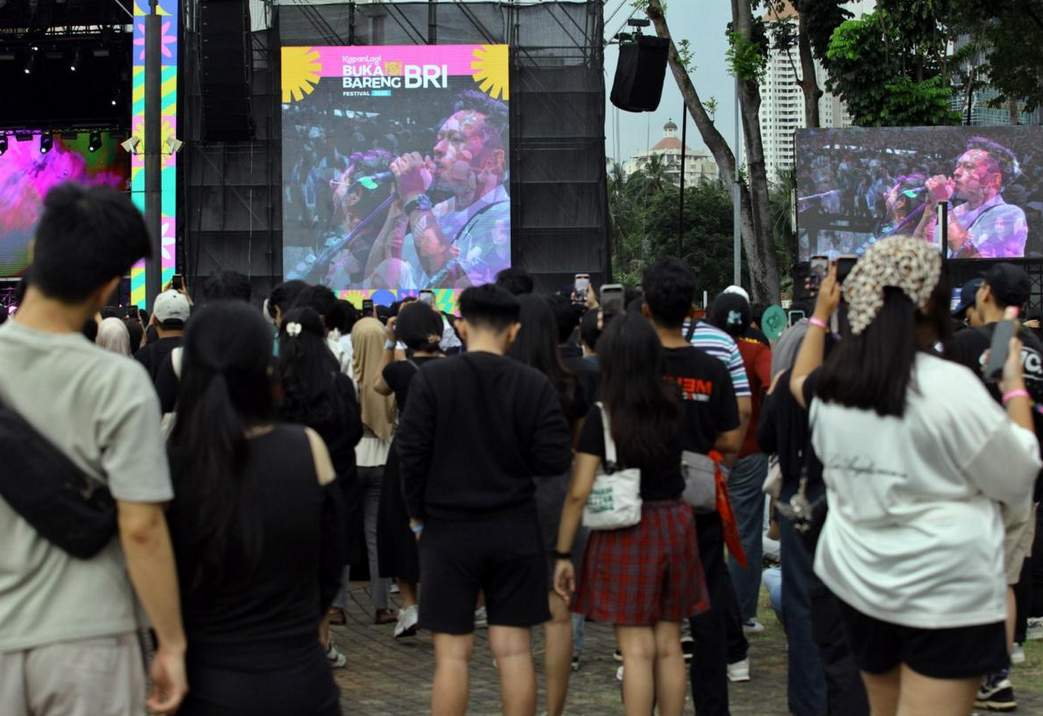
[{"left": 349, "top": 316, "right": 397, "bottom": 624}]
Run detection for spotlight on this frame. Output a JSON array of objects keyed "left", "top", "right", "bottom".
[
  {"left": 70, "top": 48, "right": 81, "bottom": 72},
  {"left": 0, "top": 135, "right": 7, "bottom": 156},
  {"left": 23, "top": 53, "right": 34, "bottom": 75},
  {"left": 120, "top": 136, "right": 140, "bottom": 153},
  {"left": 39, "top": 134, "right": 52, "bottom": 154},
  {"left": 88, "top": 130, "right": 102, "bottom": 153},
  {"left": 165, "top": 137, "right": 183, "bottom": 153}
]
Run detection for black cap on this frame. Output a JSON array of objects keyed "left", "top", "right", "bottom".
[
  {"left": 952, "top": 277, "right": 984, "bottom": 319},
  {"left": 983, "top": 263, "right": 1031, "bottom": 309}
]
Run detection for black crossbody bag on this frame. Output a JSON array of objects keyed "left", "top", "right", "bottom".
[{"left": 0, "top": 399, "right": 117, "bottom": 559}]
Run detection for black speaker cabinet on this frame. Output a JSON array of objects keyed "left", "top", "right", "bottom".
[
  {"left": 610, "top": 35, "right": 670, "bottom": 113},
  {"left": 200, "top": 0, "right": 252, "bottom": 141}
]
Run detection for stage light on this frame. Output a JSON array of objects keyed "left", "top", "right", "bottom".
[
  {"left": 165, "top": 137, "right": 183, "bottom": 153},
  {"left": 120, "top": 136, "right": 140, "bottom": 153},
  {"left": 23, "top": 53, "right": 35, "bottom": 75},
  {"left": 39, "top": 134, "right": 52, "bottom": 154},
  {"left": 0, "top": 135, "right": 7, "bottom": 156},
  {"left": 88, "top": 130, "right": 102, "bottom": 153},
  {"left": 70, "top": 49, "right": 81, "bottom": 72}
]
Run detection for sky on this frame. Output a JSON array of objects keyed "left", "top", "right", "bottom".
[{"left": 603, "top": 1, "right": 739, "bottom": 164}]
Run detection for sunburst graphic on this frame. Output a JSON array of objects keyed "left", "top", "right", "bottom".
[
  {"left": 282, "top": 47, "right": 322, "bottom": 104},
  {"left": 471, "top": 45, "right": 509, "bottom": 101}
]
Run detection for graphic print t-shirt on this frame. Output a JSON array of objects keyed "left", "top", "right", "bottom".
[{"left": 662, "top": 346, "right": 741, "bottom": 454}]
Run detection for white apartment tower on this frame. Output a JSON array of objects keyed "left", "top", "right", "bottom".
[{"left": 759, "top": 2, "right": 851, "bottom": 184}]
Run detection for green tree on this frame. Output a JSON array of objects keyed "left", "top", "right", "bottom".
[{"left": 824, "top": 9, "right": 961, "bottom": 126}]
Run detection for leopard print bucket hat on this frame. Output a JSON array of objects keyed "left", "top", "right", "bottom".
[{"left": 843, "top": 237, "right": 942, "bottom": 335}]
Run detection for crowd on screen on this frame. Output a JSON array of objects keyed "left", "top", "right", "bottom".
[{"left": 1, "top": 183, "right": 1043, "bottom": 716}]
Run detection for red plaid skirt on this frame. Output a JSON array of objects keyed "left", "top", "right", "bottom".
[{"left": 573, "top": 500, "right": 710, "bottom": 626}]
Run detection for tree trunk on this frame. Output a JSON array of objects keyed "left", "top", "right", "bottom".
[
  {"left": 797, "top": 11, "right": 822, "bottom": 129},
  {"left": 646, "top": 0, "right": 780, "bottom": 303},
  {"left": 730, "top": 0, "right": 781, "bottom": 302}
]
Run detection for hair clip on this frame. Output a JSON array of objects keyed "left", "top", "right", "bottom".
[{"left": 286, "top": 322, "right": 302, "bottom": 338}]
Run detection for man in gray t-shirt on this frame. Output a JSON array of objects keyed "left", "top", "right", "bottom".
[{"left": 0, "top": 185, "right": 187, "bottom": 716}]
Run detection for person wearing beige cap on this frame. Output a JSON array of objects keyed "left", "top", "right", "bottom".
[{"left": 135, "top": 289, "right": 191, "bottom": 384}]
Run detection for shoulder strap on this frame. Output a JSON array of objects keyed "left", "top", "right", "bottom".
[
  {"left": 685, "top": 319, "right": 697, "bottom": 343},
  {"left": 596, "top": 401, "right": 617, "bottom": 466}
]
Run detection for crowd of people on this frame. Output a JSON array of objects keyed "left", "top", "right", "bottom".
[{"left": 1, "top": 182, "right": 1042, "bottom": 716}]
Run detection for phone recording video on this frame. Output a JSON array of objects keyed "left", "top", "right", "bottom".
[
  {"left": 836, "top": 256, "right": 857, "bottom": 284},
  {"left": 809, "top": 256, "right": 828, "bottom": 289},
  {"left": 362, "top": 299, "right": 374, "bottom": 316},
  {"left": 600, "top": 284, "right": 624, "bottom": 315},
  {"left": 574, "top": 273, "right": 590, "bottom": 304},
  {"left": 418, "top": 290, "right": 435, "bottom": 306}
]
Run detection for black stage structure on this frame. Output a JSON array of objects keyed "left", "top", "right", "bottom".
[{"left": 179, "top": 0, "right": 609, "bottom": 300}]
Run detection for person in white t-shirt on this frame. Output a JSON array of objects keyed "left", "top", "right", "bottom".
[{"left": 790, "top": 237, "right": 1040, "bottom": 716}]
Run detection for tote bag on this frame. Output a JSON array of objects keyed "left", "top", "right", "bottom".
[{"left": 582, "top": 403, "right": 642, "bottom": 531}]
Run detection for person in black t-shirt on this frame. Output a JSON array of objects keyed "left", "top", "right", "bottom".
[
  {"left": 642, "top": 258, "right": 743, "bottom": 716},
  {"left": 554, "top": 312, "right": 710, "bottom": 716},
  {"left": 135, "top": 289, "right": 188, "bottom": 384},
  {"left": 374, "top": 301, "right": 445, "bottom": 640},
  {"left": 947, "top": 262, "right": 1042, "bottom": 704},
  {"left": 397, "top": 284, "right": 572, "bottom": 716}
]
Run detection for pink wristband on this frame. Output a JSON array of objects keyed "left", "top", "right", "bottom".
[
  {"left": 808, "top": 316, "right": 828, "bottom": 330},
  {"left": 1003, "top": 389, "right": 1030, "bottom": 404}
]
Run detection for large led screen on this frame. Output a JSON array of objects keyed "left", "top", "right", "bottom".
[
  {"left": 0, "top": 132, "right": 131, "bottom": 278},
  {"left": 281, "top": 45, "right": 511, "bottom": 307},
  {"left": 796, "top": 127, "right": 1043, "bottom": 260}
]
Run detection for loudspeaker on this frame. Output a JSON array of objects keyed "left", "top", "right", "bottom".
[
  {"left": 610, "top": 35, "right": 669, "bottom": 113},
  {"left": 200, "top": 0, "right": 252, "bottom": 141}
]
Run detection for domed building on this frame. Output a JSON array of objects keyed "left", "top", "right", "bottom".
[{"left": 621, "top": 120, "right": 719, "bottom": 186}]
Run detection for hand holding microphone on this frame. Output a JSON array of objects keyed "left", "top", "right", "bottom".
[
  {"left": 925, "top": 175, "right": 955, "bottom": 205},
  {"left": 390, "top": 152, "right": 434, "bottom": 203}
]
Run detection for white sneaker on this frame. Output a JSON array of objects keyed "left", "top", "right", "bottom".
[
  {"left": 325, "top": 643, "right": 347, "bottom": 669},
  {"left": 1027, "top": 617, "right": 1043, "bottom": 641},
  {"left": 615, "top": 665, "right": 624, "bottom": 682},
  {"left": 474, "top": 607, "right": 488, "bottom": 629},
  {"left": 394, "top": 604, "right": 419, "bottom": 639},
  {"left": 1011, "top": 643, "right": 1026, "bottom": 665},
  {"left": 742, "top": 618, "right": 766, "bottom": 635},
  {"left": 727, "top": 657, "right": 750, "bottom": 682}
]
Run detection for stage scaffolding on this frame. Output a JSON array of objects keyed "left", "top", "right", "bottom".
[{"left": 179, "top": 0, "right": 609, "bottom": 299}]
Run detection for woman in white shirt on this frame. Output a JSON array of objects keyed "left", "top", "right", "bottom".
[{"left": 789, "top": 237, "right": 1040, "bottom": 716}]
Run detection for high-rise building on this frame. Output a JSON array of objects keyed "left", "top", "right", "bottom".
[
  {"left": 622, "top": 120, "right": 719, "bottom": 186},
  {"left": 758, "top": 2, "right": 850, "bottom": 184},
  {"left": 950, "top": 36, "right": 1041, "bottom": 126}
]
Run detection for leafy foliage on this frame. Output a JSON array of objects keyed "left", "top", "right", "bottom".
[{"left": 825, "top": 11, "right": 960, "bottom": 126}]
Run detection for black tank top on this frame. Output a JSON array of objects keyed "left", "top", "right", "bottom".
[{"left": 170, "top": 425, "right": 326, "bottom": 667}]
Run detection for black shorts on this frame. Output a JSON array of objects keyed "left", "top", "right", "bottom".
[
  {"left": 837, "top": 600, "right": 1009, "bottom": 679},
  {"left": 419, "top": 511, "right": 551, "bottom": 635}
]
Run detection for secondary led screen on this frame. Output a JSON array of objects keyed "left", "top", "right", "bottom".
[{"left": 796, "top": 127, "right": 1043, "bottom": 260}]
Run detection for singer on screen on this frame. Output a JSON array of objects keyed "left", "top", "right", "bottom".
[
  {"left": 916, "top": 136, "right": 1028, "bottom": 258},
  {"left": 364, "top": 90, "right": 510, "bottom": 289}
]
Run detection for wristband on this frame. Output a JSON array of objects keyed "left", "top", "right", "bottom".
[
  {"left": 403, "top": 194, "right": 433, "bottom": 215},
  {"left": 385, "top": 339, "right": 396, "bottom": 350},
  {"left": 808, "top": 316, "right": 828, "bottom": 331},
  {"left": 1003, "top": 389, "right": 1030, "bottom": 404},
  {"left": 552, "top": 550, "right": 572, "bottom": 561}
]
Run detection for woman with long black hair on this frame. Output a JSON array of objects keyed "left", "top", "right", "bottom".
[
  {"left": 507, "top": 293, "right": 587, "bottom": 716},
  {"left": 554, "top": 311, "right": 709, "bottom": 716},
  {"left": 167, "top": 301, "right": 346, "bottom": 716},
  {"left": 275, "top": 306, "right": 364, "bottom": 666},
  {"left": 790, "top": 237, "right": 1041, "bottom": 716}
]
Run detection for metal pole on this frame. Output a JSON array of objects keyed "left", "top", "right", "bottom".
[
  {"left": 938, "top": 201, "right": 949, "bottom": 262},
  {"left": 427, "top": 0, "right": 437, "bottom": 44},
  {"left": 678, "top": 106, "right": 687, "bottom": 257},
  {"left": 144, "top": 0, "right": 163, "bottom": 308},
  {"left": 732, "top": 78, "right": 741, "bottom": 286}
]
